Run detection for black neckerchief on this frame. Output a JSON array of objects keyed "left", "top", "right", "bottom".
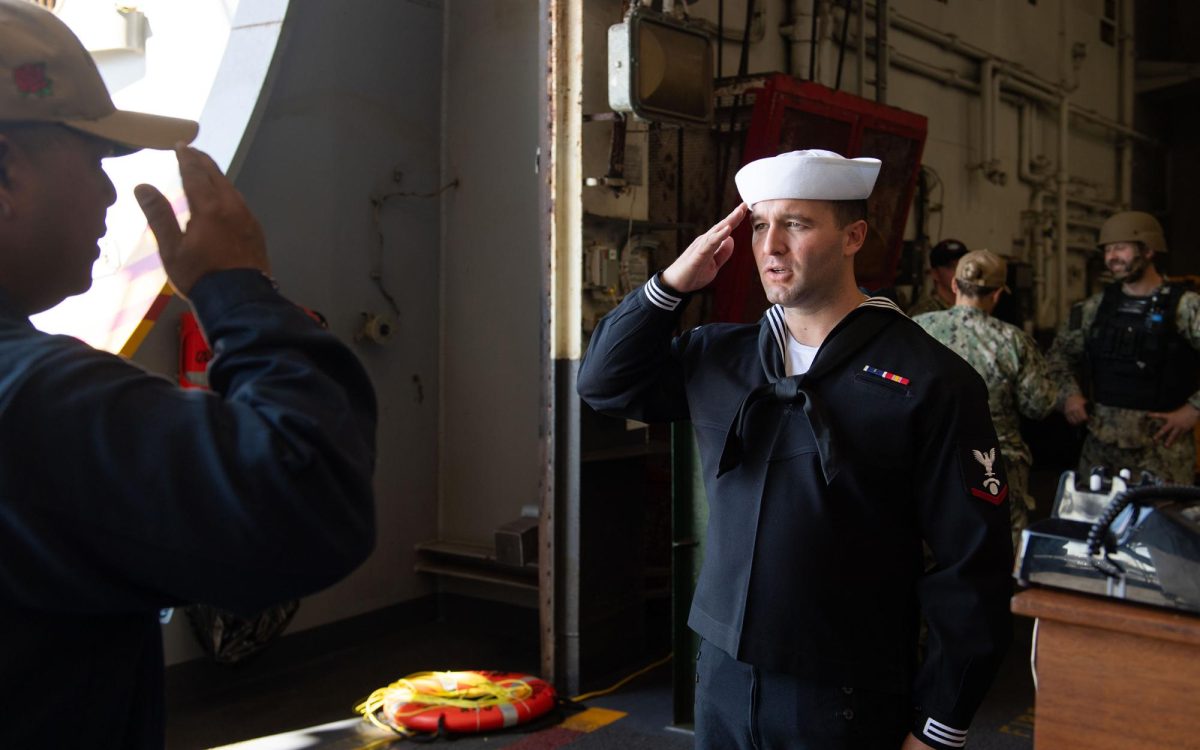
[{"left": 717, "top": 298, "right": 903, "bottom": 483}]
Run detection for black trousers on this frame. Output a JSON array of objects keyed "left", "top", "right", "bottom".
[{"left": 694, "top": 640, "right": 911, "bottom": 750}]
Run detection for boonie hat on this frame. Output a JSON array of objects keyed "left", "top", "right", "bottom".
[
  {"left": 929, "top": 238, "right": 968, "bottom": 269},
  {"left": 0, "top": 0, "right": 197, "bottom": 153},
  {"left": 735, "top": 149, "right": 881, "bottom": 207},
  {"left": 955, "top": 249, "right": 1009, "bottom": 292}
]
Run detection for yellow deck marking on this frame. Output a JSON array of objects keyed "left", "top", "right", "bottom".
[{"left": 560, "top": 707, "right": 626, "bottom": 733}]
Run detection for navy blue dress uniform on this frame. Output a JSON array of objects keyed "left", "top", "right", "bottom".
[
  {"left": 578, "top": 150, "right": 1012, "bottom": 749},
  {"left": 0, "top": 4, "right": 377, "bottom": 746},
  {"left": 579, "top": 278, "right": 1012, "bottom": 749}
]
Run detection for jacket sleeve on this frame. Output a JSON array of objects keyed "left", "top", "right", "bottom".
[
  {"left": 910, "top": 364, "right": 1014, "bottom": 750},
  {"left": 1016, "top": 331, "right": 1061, "bottom": 419},
  {"left": 0, "top": 269, "right": 377, "bottom": 616},
  {"left": 576, "top": 274, "right": 691, "bottom": 423},
  {"left": 1046, "top": 296, "right": 1094, "bottom": 402},
  {"left": 1172, "top": 291, "right": 1200, "bottom": 411}
]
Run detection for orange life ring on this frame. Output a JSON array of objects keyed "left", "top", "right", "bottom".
[{"left": 369, "top": 670, "right": 557, "bottom": 735}]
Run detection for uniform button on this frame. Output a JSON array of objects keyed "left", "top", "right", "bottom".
[{"left": 842, "top": 709, "right": 855, "bottom": 720}]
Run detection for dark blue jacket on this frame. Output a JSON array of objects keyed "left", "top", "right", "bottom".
[
  {"left": 0, "top": 270, "right": 377, "bottom": 749},
  {"left": 578, "top": 275, "right": 1012, "bottom": 750}
]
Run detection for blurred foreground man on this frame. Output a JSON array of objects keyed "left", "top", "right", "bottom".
[
  {"left": 915, "top": 250, "right": 1062, "bottom": 549},
  {"left": 0, "top": 3, "right": 377, "bottom": 747},
  {"left": 1048, "top": 210, "right": 1200, "bottom": 485},
  {"left": 578, "top": 149, "right": 1012, "bottom": 750}
]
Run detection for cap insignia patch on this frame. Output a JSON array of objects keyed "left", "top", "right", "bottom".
[{"left": 14, "top": 63, "right": 52, "bottom": 98}]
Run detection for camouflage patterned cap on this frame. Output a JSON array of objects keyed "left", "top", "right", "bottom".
[{"left": 955, "top": 249, "right": 1009, "bottom": 291}]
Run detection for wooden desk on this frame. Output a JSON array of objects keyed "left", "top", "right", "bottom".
[{"left": 1011, "top": 587, "right": 1200, "bottom": 749}]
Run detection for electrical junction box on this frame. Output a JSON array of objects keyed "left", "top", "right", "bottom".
[{"left": 608, "top": 8, "right": 713, "bottom": 126}]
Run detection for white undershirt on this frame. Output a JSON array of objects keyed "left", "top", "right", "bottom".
[{"left": 786, "top": 336, "right": 819, "bottom": 376}]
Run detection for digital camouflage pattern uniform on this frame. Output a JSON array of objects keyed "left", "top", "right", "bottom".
[
  {"left": 907, "top": 290, "right": 951, "bottom": 318},
  {"left": 1047, "top": 287, "right": 1200, "bottom": 485},
  {"left": 915, "top": 306, "right": 1060, "bottom": 547}
]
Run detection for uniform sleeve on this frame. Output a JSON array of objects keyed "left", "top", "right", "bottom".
[
  {"left": 910, "top": 365, "right": 1013, "bottom": 749},
  {"left": 1046, "top": 298, "right": 1092, "bottom": 402},
  {"left": 1172, "top": 291, "right": 1200, "bottom": 411},
  {"left": 0, "top": 269, "right": 377, "bottom": 616},
  {"left": 1016, "top": 332, "right": 1061, "bottom": 419},
  {"left": 576, "top": 273, "right": 692, "bottom": 423}
]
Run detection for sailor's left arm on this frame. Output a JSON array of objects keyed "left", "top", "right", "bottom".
[{"left": 1154, "top": 292, "right": 1200, "bottom": 444}]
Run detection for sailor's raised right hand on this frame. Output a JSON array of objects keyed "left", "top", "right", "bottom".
[{"left": 661, "top": 203, "right": 746, "bottom": 294}]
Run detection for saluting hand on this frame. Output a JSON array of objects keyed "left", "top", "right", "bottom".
[
  {"left": 134, "top": 144, "right": 270, "bottom": 299},
  {"left": 660, "top": 203, "right": 747, "bottom": 293},
  {"left": 1149, "top": 403, "right": 1200, "bottom": 448}
]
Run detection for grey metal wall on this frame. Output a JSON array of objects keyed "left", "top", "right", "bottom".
[
  {"left": 139, "top": 0, "right": 446, "bottom": 664},
  {"left": 439, "top": 0, "right": 543, "bottom": 554}
]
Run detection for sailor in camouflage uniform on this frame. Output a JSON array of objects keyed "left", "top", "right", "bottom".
[
  {"left": 1047, "top": 211, "right": 1200, "bottom": 486},
  {"left": 915, "top": 250, "right": 1061, "bottom": 547},
  {"left": 907, "top": 238, "right": 968, "bottom": 316}
]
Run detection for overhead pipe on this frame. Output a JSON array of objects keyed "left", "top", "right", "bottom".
[
  {"left": 691, "top": 0, "right": 765, "bottom": 44},
  {"left": 856, "top": 0, "right": 865, "bottom": 95},
  {"left": 980, "top": 58, "right": 993, "bottom": 178},
  {"left": 1118, "top": 0, "right": 1134, "bottom": 206},
  {"left": 858, "top": 0, "right": 1154, "bottom": 327},
  {"left": 1018, "top": 102, "right": 1053, "bottom": 312},
  {"left": 1056, "top": 95, "right": 1070, "bottom": 325},
  {"left": 874, "top": 0, "right": 887, "bottom": 103},
  {"left": 866, "top": 45, "right": 979, "bottom": 94},
  {"left": 863, "top": 2, "right": 1153, "bottom": 146},
  {"left": 780, "top": 0, "right": 817, "bottom": 80},
  {"left": 977, "top": 59, "right": 1006, "bottom": 185},
  {"left": 1017, "top": 101, "right": 1053, "bottom": 188}
]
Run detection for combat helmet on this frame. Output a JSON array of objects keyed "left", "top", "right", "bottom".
[{"left": 1097, "top": 211, "right": 1166, "bottom": 254}]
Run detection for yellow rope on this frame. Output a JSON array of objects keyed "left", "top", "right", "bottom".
[
  {"left": 355, "top": 671, "right": 536, "bottom": 734},
  {"left": 570, "top": 652, "right": 673, "bottom": 702},
  {"left": 356, "top": 654, "right": 673, "bottom": 736}
]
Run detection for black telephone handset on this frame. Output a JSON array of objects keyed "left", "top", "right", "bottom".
[{"left": 1086, "top": 483, "right": 1200, "bottom": 579}]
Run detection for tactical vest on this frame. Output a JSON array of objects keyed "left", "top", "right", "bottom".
[{"left": 1085, "top": 283, "right": 1199, "bottom": 411}]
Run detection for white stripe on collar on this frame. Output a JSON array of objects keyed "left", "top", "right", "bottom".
[
  {"left": 858, "top": 296, "right": 904, "bottom": 313},
  {"left": 767, "top": 297, "right": 901, "bottom": 360},
  {"left": 765, "top": 304, "right": 788, "bottom": 361}
]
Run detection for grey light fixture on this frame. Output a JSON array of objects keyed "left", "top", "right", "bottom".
[{"left": 608, "top": 7, "right": 714, "bottom": 126}]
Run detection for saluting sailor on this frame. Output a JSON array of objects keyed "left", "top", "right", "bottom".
[{"left": 578, "top": 150, "right": 1013, "bottom": 750}]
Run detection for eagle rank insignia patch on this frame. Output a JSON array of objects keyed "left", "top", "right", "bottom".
[{"left": 959, "top": 443, "right": 1008, "bottom": 505}]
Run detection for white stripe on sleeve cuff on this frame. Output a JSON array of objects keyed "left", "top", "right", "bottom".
[
  {"left": 922, "top": 718, "right": 967, "bottom": 748},
  {"left": 644, "top": 275, "right": 683, "bottom": 311}
]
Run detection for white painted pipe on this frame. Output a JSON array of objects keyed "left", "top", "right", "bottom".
[
  {"left": 857, "top": 0, "right": 865, "bottom": 95},
  {"left": 1057, "top": 94, "right": 1070, "bottom": 326},
  {"left": 981, "top": 58, "right": 994, "bottom": 177},
  {"left": 1118, "top": 0, "right": 1134, "bottom": 207},
  {"left": 781, "top": 0, "right": 817, "bottom": 80}
]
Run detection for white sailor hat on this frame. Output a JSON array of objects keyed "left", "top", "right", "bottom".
[{"left": 734, "top": 149, "right": 881, "bottom": 207}]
